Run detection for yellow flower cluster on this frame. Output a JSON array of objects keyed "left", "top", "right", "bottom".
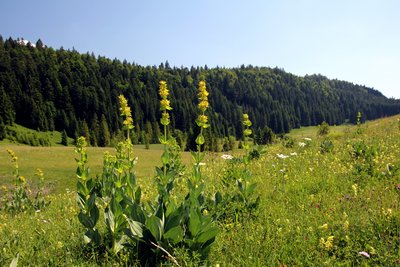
[
  {"left": 159, "top": 80, "right": 169, "bottom": 98},
  {"left": 197, "top": 114, "right": 208, "bottom": 124},
  {"left": 7, "top": 149, "right": 18, "bottom": 162},
  {"left": 243, "top": 113, "right": 252, "bottom": 127},
  {"left": 18, "top": 175, "right": 26, "bottom": 184},
  {"left": 161, "top": 112, "right": 170, "bottom": 126},
  {"left": 35, "top": 168, "right": 44, "bottom": 182},
  {"left": 243, "top": 113, "right": 252, "bottom": 137},
  {"left": 320, "top": 236, "right": 334, "bottom": 250},
  {"left": 198, "top": 80, "right": 209, "bottom": 112},
  {"left": 159, "top": 80, "right": 171, "bottom": 126},
  {"left": 160, "top": 99, "right": 171, "bottom": 111},
  {"left": 75, "top": 136, "right": 87, "bottom": 151},
  {"left": 196, "top": 81, "right": 209, "bottom": 128},
  {"left": 118, "top": 95, "right": 134, "bottom": 130}
]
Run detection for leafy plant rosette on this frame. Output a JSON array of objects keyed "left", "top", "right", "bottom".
[{"left": 75, "top": 81, "right": 218, "bottom": 265}]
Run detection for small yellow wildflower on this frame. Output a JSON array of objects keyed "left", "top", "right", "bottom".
[
  {"left": 320, "top": 236, "right": 334, "bottom": 250},
  {"left": 35, "top": 168, "right": 44, "bottom": 180},
  {"left": 160, "top": 99, "right": 171, "bottom": 111},
  {"left": 75, "top": 136, "right": 87, "bottom": 152},
  {"left": 319, "top": 223, "right": 328, "bottom": 230},
  {"left": 198, "top": 81, "right": 208, "bottom": 100},
  {"left": 244, "top": 128, "right": 252, "bottom": 137},
  {"left": 7, "top": 149, "right": 18, "bottom": 162},
  {"left": 159, "top": 80, "right": 169, "bottom": 98},
  {"left": 197, "top": 114, "right": 208, "bottom": 125},
  {"left": 343, "top": 220, "right": 349, "bottom": 231},
  {"left": 161, "top": 112, "right": 170, "bottom": 126},
  {"left": 352, "top": 184, "right": 358, "bottom": 196},
  {"left": 243, "top": 113, "right": 252, "bottom": 127},
  {"left": 18, "top": 175, "right": 26, "bottom": 184},
  {"left": 198, "top": 100, "right": 209, "bottom": 111}
]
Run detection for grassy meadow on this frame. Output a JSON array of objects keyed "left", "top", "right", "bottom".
[{"left": 1, "top": 115, "right": 400, "bottom": 266}]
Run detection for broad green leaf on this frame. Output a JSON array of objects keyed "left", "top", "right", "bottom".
[
  {"left": 197, "top": 226, "right": 218, "bottom": 243},
  {"left": 76, "top": 181, "right": 87, "bottom": 195},
  {"left": 189, "top": 209, "right": 201, "bottom": 236},
  {"left": 87, "top": 192, "right": 96, "bottom": 209},
  {"left": 90, "top": 205, "right": 99, "bottom": 225},
  {"left": 110, "top": 197, "right": 122, "bottom": 217},
  {"left": 126, "top": 218, "right": 144, "bottom": 238},
  {"left": 84, "top": 229, "right": 100, "bottom": 245},
  {"left": 161, "top": 151, "right": 169, "bottom": 165},
  {"left": 236, "top": 180, "right": 244, "bottom": 192},
  {"left": 246, "top": 183, "right": 257, "bottom": 196},
  {"left": 146, "top": 215, "right": 163, "bottom": 241},
  {"left": 105, "top": 208, "right": 115, "bottom": 233},
  {"left": 78, "top": 211, "right": 95, "bottom": 229},
  {"left": 113, "top": 235, "right": 128, "bottom": 254},
  {"left": 134, "top": 187, "right": 141, "bottom": 205},
  {"left": 76, "top": 193, "right": 86, "bottom": 210},
  {"left": 164, "top": 226, "right": 184, "bottom": 244},
  {"left": 165, "top": 210, "right": 182, "bottom": 230},
  {"left": 214, "top": 191, "right": 222, "bottom": 205}
]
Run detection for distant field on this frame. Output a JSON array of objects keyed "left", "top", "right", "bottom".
[{"left": 0, "top": 144, "right": 192, "bottom": 194}]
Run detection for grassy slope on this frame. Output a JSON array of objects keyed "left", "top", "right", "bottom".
[{"left": 0, "top": 115, "right": 399, "bottom": 266}]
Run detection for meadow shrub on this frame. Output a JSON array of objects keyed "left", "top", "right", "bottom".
[{"left": 318, "top": 121, "right": 330, "bottom": 136}]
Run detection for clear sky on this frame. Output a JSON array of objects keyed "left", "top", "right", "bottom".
[{"left": 1, "top": 0, "right": 399, "bottom": 99}]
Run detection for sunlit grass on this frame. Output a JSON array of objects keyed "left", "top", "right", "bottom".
[{"left": 0, "top": 114, "right": 399, "bottom": 266}]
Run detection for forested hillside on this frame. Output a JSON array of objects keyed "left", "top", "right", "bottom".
[{"left": 1, "top": 36, "right": 399, "bottom": 146}]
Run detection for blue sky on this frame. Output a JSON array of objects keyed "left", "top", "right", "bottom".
[{"left": 1, "top": 0, "right": 399, "bottom": 99}]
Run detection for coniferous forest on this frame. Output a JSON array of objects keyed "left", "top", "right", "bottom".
[{"left": 1, "top": 36, "right": 399, "bottom": 147}]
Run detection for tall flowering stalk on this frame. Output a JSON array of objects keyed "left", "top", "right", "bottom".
[
  {"left": 119, "top": 95, "right": 134, "bottom": 140},
  {"left": 159, "top": 81, "right": 171, "bottom": 149},
  {"left": 156, "top": 80, "right": 176, "bottom": 202},
  {"left": 191, "top": 80, "right": 210, "bottom": 190},
  {"left": 118, "top": 95, "right": 135, "bottom": 173},
  {"left": 242, "top": 113, "right": 252, "bottom": 165},
  {"left": 195, "top": 80, "right": 209, "bottom": 151}
]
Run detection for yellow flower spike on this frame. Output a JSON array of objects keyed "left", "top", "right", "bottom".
[
  {"left": 161, "top": 112, "right": 170, "bottom": 126},
  {"left": 196, "top": 114, "right": 209, "bottom": 126},
  {"left": 243, "top": 113, "right": 252, "bottom": 127},
  {"left": 160, "top": 99, "right": 172, "bottom": 111},
  {"left": 198, "top": 100, "right": 209, "bottom": 111},
  {"left": 197, "top": 80, "right": 209, "bottom": 110},
  {"left": 319, "top": 223, "right": 328, "bottom": 230},
  {"left": 159, "top": 80, "right": 169, "bottom": 99},
  {"left": 7, "top": 149, "right": 18, "bottom": 162},
  {"left": 118, "top": 95, "right": 134, "bottom": 130}
]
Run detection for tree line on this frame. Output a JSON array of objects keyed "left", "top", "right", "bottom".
[{"left": 1, "top": 36, "right": 399, "bottom": 147}]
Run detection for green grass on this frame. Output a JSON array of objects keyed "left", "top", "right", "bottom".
[
  {"left": 0, "top": 144, "right": 192, "bottom": 194},
  {"left": 0, "top": 123, "right": 75, "bottom": 147},
  {"left": 1, "top": 114, "right": 400, "bottom": 266}
]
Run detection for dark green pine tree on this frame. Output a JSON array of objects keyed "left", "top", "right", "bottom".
[
  {"left": 98, "top": 114, "right": 111, "bottom": 147},
  {"left": 0, "top": 117, "right": 6, "bottom": 140},
  {"left": 61, "top": 130, "right": 68, "bottom": 146}
]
